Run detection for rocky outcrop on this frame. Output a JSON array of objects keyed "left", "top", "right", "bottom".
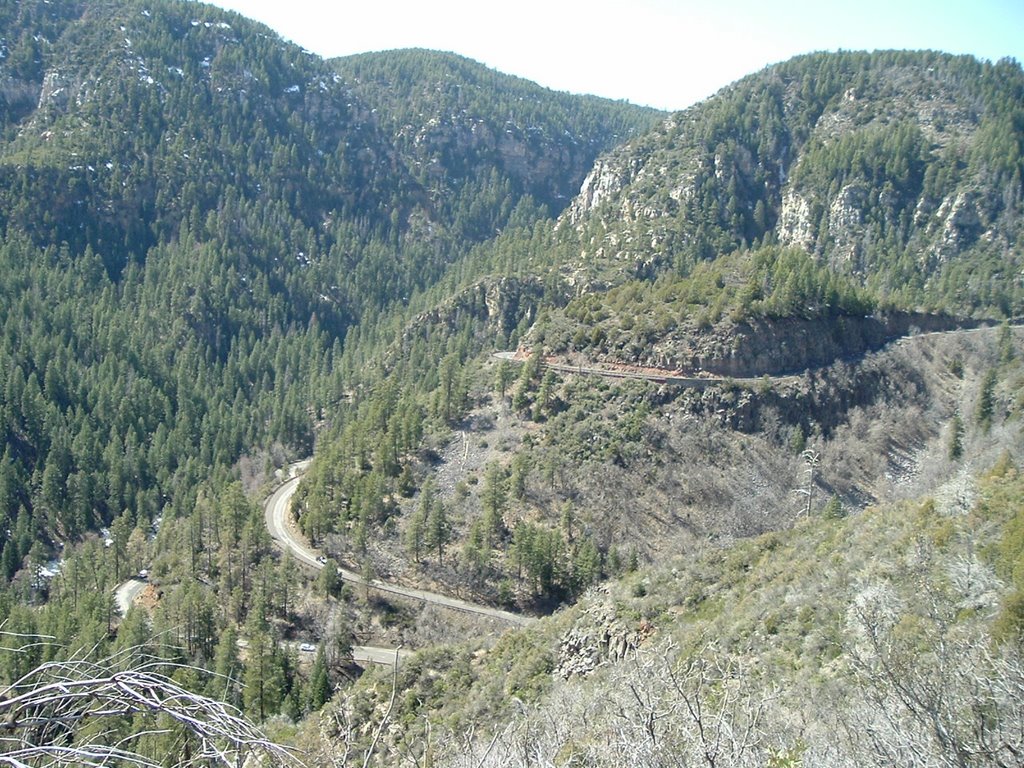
[
  {"left": 777, "top": 191, "right": 815, "bottom": 251},
  {"left": 556, "top": 600, "right": 654, "bottom": 679},
  {"left": 36, "top": 70, "right": 70, "bottom": 112},
  {"left": 565, "top": 122, "right": 673, "bottom": 225},
  {"left": 405, "top": 115, "right": 599, "bottom": 206},
  {"left": 668, "top": 312, "right": 982, "bottom": 378},
  {"left": 392, "top": 276, "right": 553, "bottom": 371},
  {"left": 826, "top": 183, "right": 868, "bottom": 269},
  {"left": 478, "top": 276, "right": 547, "bottom": 339},
  {"left": 27, "top": 68, "right": 96, "bottom": 129},
  {"left": 569, "top": 155, "right": 633, "bottom": 223},
  {"left": 0, "top": 76, "right": 42, "bottom": 125},
  {"left": 932, "top": 192, "right": 983, "bottom": 262},
  {"left": 560, "top": 52, "right": 1022, "bottom": 289}
]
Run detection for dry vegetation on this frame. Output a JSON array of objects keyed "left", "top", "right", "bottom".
[
  {"left": 309, "top": 456, "right": 1024, "bottom": 766},
  {"left": 470, "top": 326, "right": 1016, "bottom": 552},
  {"left": 292, "top": 325, "right": 1024, "bottom": 766},
  {"left": 324, "top": 325, "right": 1021, "bottom": 631}
]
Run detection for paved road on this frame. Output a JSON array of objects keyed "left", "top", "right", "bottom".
[
  {"left": 265, "top": 471, "right": 322, "bottom": 570},
  {"left": 494, "top": 322, "right": 1022, "bottom": 387},
  {"left": 240, "top": 636, "right": 410, "bottom": 667},
  {"left": 352, "top": 645, "right": 411, "bottom": 666},
  {"left": 265, "top": 465, "right": 534, "bottom": 627},
  {"left": 114, "top": 578, "right": 147, "bottom": 616},
  {"left": 492, "top": 350, "right": 797, "bottom": 387}
]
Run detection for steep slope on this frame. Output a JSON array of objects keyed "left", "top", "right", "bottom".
[
  {"left": 563, "top": 51, "right": 1023, "bottom": 315},
  {"left": 295, "top": 52, "right": 1023, "bottom": 616},
  {"left": 0, "top": 1, "right": 672, "bottom": 750},
  {"left": 3, "top": 14, "right": 1024, "bottom": 758},
  {"left": 0, "top": 0, "right": 414, "bottom": 293},
  {"left": 0, "top": 0, "right": 404, "bottom": 549},
  {"left": 303, "top": 457, "right": 1024, "bottom": 767},
  {"left": 0, "top": 0, "right": 652, "bottom": 555},
  {"left": 334, "top": 49, "right": 661, "bottom": 237},
  {"left": 228, "top": 49, "right": 1024, "bottom": 764}
]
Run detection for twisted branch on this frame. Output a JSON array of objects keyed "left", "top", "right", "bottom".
[{"left": 0, "top": 648, "right": 299, "bottom": 767}]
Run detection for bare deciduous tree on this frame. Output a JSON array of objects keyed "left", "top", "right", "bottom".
[
  {"left": 0, "top": 644, "right": 298, "bottom": 767},
  {"left": 841, "top": 585, "right": 1024, "bottom": 767},
  {"left": 432, "top": 637, "right": 786, "bottom": 768}
]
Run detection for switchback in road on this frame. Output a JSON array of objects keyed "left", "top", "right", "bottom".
[{"left": 264, "top": 464, "right": 535, "bottom": 627}]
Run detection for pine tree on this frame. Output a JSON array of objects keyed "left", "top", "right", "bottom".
[
  {"left": 481, "top": 463, "right": 508, "bottom": 548},
  {"left": 405, "top": 507, "right": 425, "bottom": 563},
  {"left": 425, "top": 498, "right": 450, "bottom": 564},
  {"left": 211, "top": 625, "right": 243, "bottom": 708},
  {"left": 307, "top": 646, "right": 331, "bottom": 711},
  {"left": 976, "top": 369, "right": 997, "bottom": 433},
  {"left": 948, "top": 414, "right": 964, "bottom": 460},
  {"left": 110, "top": 514, "right": 131, "bottom": 582},
  {"left": 495, "top": 359, "right": 514, "bottom": 402}
]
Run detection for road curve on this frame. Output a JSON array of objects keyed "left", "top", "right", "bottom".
[
  {"left": 265, "top": 472, "right": 321, "bottom": 570},
  {"left": 265, "top": 464, "right": 535, "bottom": 627},
  {"left": 114, "top": 578, "right": 147, "bottom": 616}
]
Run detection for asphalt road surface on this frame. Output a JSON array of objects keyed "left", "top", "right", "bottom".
[
  {"left": 114, "top": 578, "right": 147, "bottom": 616},
  {"left": 265, "top": 464, "right": 534, "bottom": 627}
]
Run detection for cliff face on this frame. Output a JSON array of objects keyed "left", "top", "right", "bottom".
[
  {"left": 561, "top": 52, "right": 1023, "bottom": 309},
  {"left": 332, "top": 50, "right": 662, "bottom": 220},
  {"left": 397, "top": 111, "right": 602, "bottom": 208},
  {"left": 665, "top": 313, "right": 981, "bottom": 378}
]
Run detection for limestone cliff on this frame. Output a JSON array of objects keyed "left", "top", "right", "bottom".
[{"left": 559, "top": 51, "right": 1023, "bottom": 312}]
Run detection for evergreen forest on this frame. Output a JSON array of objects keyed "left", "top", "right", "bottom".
[{"left": 0, "top": 1, "right": 1023, "bottom": 765}]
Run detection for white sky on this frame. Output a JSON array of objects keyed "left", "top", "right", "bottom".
[{"left": 207, "top": 0, "right": 1024, "bottom": 111}]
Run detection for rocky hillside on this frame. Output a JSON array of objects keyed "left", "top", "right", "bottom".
[
  {"left": 333, "top": 49, "right": 661, "bottom": 231},
  {"left": 306, "top": 452, "right": 1024, "bottom": 767},
  {"left": 561, "top": 51, "right": 1024, "bottom": 315},
  {"left": 3, "top": 12, "right": 1023, "bottom": 762},
  {"left": 296, "top": 51, "right": 1024, "bottom": 617}
]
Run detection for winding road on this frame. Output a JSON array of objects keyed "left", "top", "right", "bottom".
[
  {"left": 264, "top": 464, "right": 535, "bottom": 627},
  {"left": 261, "top": 325, "right": 1023, "bottom": 652},
  {"left": 494, "top": 321, "right": 1022, "bottom": 387},
  {"left": 114, "top": 578, "right": 147, "bottom": 616}
]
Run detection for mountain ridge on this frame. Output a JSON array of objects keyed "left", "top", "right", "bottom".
[
  {"left": 558, "top": 50, "right": 1023, "bottom": 315},
  {"left": 0, "top": 4, "right": 1022, "bottom": 762}
]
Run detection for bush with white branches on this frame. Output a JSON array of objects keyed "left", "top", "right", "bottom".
[{"left": 0, "top": 641, "right": 298, "bottom": 768}]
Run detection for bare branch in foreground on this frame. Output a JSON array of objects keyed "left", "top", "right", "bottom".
[{"left": 0, "top": 648, "right": 301, "bottom": 767}]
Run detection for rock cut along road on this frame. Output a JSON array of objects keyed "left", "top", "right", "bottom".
[{"left": 265, "top": 463, "right": 534, "bottom": 627}]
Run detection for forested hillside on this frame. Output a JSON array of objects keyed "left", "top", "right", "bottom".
[
  {"left": 0, "top": 3, "right": 661, "bottom": 754},
  {"left": 289, "top": 49, "right": 1024, "bottom": 762},
  {"left": 0, "top": 0, "right": 658, "bottom": 564},
  {"left": 561, "top": 51, "right": 1024, "bottom": 313},
  {"left": 0, "top": 2, "right": 1022, "bottom": 763},
  {"left": 297, "top": 49, "right": 1024, "bottom": 611},
  {"left": 334, "top": 49, "right": 654, "bottom": 234},
  {"left": 304, "top": 450, "right": 1024, "bottom": 767}
]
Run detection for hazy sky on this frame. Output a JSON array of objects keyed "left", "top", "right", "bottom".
[{"left": 208, "top": 0, "right": 1023, "bottom": 111}]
